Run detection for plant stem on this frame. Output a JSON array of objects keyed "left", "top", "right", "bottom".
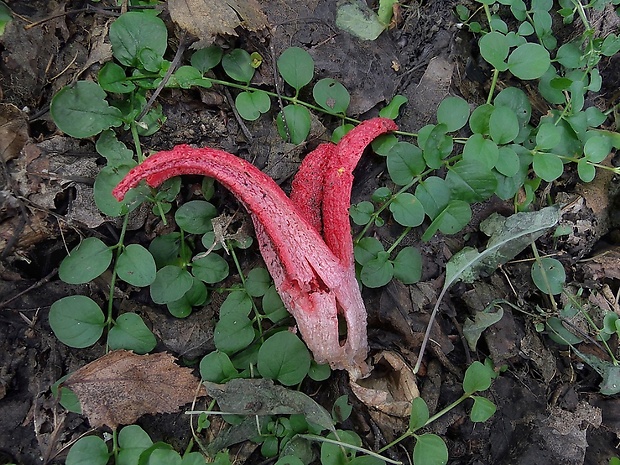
[
  {"left": 228, "top": 244, "right": 264, "bottom": 338},
  {"left": 386, "top": 227, "right": 412, "bottom": 254},
  {"left": 378, "top": 392, "right": 471, "bottom": 453},
  {"left": 297, "top": 434, "right": 401, "bottom": 465},
  {"left": 130, "top": 122, "right": 144, "bottom": 163},
  {"left": 105, "top": 213, "right": 130, "bottom": 349},
  {"left": 486, "top": 68, "right": 500, "bottom": 105}
]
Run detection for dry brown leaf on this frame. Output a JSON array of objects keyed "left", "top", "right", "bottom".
[
  {"left": 169, "top": 0, "right": 268, "bottom": 48},
  {"left": 350, "top": 351, "right": 419, "bottom": 417},
  {"left": 0, "top": 104, "right": 29, "bottom": 163},
  {"left": 64, "top": 350, "right": 205, "bottom": 429}
]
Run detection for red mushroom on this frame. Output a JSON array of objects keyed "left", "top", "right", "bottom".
[{"left": 113, "top": 118, "right": 397, "bottom": 378}]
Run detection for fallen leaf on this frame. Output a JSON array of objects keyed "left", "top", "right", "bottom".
[
  {"left": 168, "top": 0, "right": 268, "bottom": 49},
  {"left": 204, "top": 378, "right": 335, "bottom": 433},
  {"left": 583, "top": 246, "right": 620, "bottom": 281},
  {"left": 0, "top": 103, "right": 29, "bottom": 162},
  {"left": 64, "top": 350, "right": 205, "bottom": 429},
  {"left": 463, "top": 303, "right": 504, "bottom": 351},
  {"left": 349, "top": 351, "right": 419, "bottom": 417}
]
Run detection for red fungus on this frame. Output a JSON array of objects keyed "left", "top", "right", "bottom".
[{"left": 113, "top": 118, "right": 397, "bottom": 378}]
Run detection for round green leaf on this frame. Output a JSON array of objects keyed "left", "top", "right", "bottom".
[
  {"left": 462, "top": 134, "right": 499, "bottom": 170},
  {"left": 192, "top": 253, "right": 229, "bottom": 284},
  {"left": 275, "top": 456, "right": 305, "bottom": 465},
  {"left": 94, "top": 163, "right": 148, "bottom": 217},
  {"left": 332, "top": 123, "right": 355, "bottom": 143},
  {"left": 309, "top": 361, "right": 332, "bottom": 382},
  {"left": 262, "top": 285, "right": 288, "bottom": 323},
  {"left": 117, "top": 244, "right": 156, "bottom": 287},
  {"left": 489, "top": 105, "right": 520, "bottom": 144},
  {"left": 66, "top": 436, "right": 109, "bottom": 465},
  {"left": 603, "top": 312, "right": 619, "bottom": 335},
  {"left": 379, "top": 94, "right": 408, "bottom": 119},
  {"left": 409, "top": 397, "right": 430, "bottom": 431},
  {"left": 200, "top": 351, "right": 238, "bottom": 383},
  {"left": 277, "top": 47, "right": 314, "bottom": 91},
  {"left": 507, "top": 43, "right": 550, "bottom": 80},
  {"left": 538, "top": 65, "right": 566, "bottom": 105},
  {"left": 57, "top": 384, "right": 82, "bottom": 413},
  {"left": 463, "top": 361, "right": 494, "bottom": 393},
  {"left": 49, "top": 296, "right": 105, "bottom": 348},
  {"left": 494, "top": 87, "right": 532, "bottom": 127},
  {"left": 517, "top": 21, "right": 534, "bottom": 36},
  {"left": 276, "top": 105, "right": 312, "bottom": 144},
  {"left": 585, "top": 107, "right": 607, "bottom": 127},
  {"left": 170, "top": 65, "right": 212, "bottom": 89},
  {"left": 556, "top": 42, "right": 584, "bottom": 69},
  {"left": 191, "top": 46, "right": 223, "bottom": 73},
  {"left": 354, "top": 237, "right": 385, "bottom": 266},
  {"left": 470, "top": 396, "right": 497, "bottom": 422},
  {"left": 245, "top": 267, "right": 271, "bottom": 297},
  {"left": 437, "top": 96, "right": 470, "bottom": 131},
  {"left": 222, "top": 49, "right": 254, "bottom": 83},
  {"left": 109, "top": 12, "right": 167, "bottom": 69},
  {"left": 422, "top": 200, "right": 472, "bottom": 241},
  {"left": 148, "top": 449, "right": 182, "bottom": 465},
  {"left": 117, "top": 425, "right": 153, "bottom": 465},
  {"left": 258, "top": 331, "right": 311, "bottom": 385},
  {"left": 149, "top": 233, "right": 182, "bottom": 268},
  {"left": 150, "top": 265, "right": 193, "bottom": 304},
  {"left": 221, "top": 290, "right": 253, "bottom": 318},
  {"left": 175, "top": 200, "right": 217, "bottom": 234},
  {"left": 535, "top": 123, "right": 562, "bottom": 150},
  {"left": 423, "top": 124, "right": 453, "bottom": 169},
  {"left": 584, "top": 135, "right": 613, "bottom": 163},
  {"left": 51, "top": 81, "right": 123, "bottom": 138},
  {"left": 577, "top": 159, "right": 596, "bottom": 182},
  {"left": 96, "top": 130, "right": 133, "bottom": 167},
  {"left": 59, "top": 237, "right": 112, "bottom": 284},
  {"left": 214, "top": 313, "right": 255, "bottom": 353},
  {"left": 167, "top": 277, "right": 208, "bottom": 318},
  {"left": 495, "top": 146, "right": 520, "bottom": 177},
  {"left": 393, "top": 246, "right": 422, "bottom": 284},
  {"left": 372, "top": 186, "right": 393, "bottom": 203},
  {"left": 413, "top": 433, "right": 448, "bottom": 465},
  {"left": 350, "top": 201, "right": 374, "bottom": 226},
  {"left": 235, "top": 90, "right": 271, "bottom": 121},
  {"left": 313, "top": 78, "right": 350, "bottom": 114},
  {"left": 389, "top": 193, "right": 425, "bottom": 227},
  {"left": 387, "top": 142, "right": 425, "bottom": 185},
  {"left": 360, "top": 252, "right": 393, "bottom": 288},
  {"left": 108, "top": 313, "right": 157, "bottom": 354},
  {"left": 445, "top": 159, "right": 497, "bottom": 202},
  {"left": 371, "top": 134, "right": 398, "bottom": 156},
  {"left": 479, "top": 31, "right": 509, "bottom": 70},
  {"left": 469, "top": 104, "right": 494, "bottom": 135},
  {"left": 98, "top": 62, "right": 135, "bottom": 94},
  {"left": 531, "top": 257, "right": 565, "bottom": 295},
  {"left": 532, "top": 152, "right": 564, "bottom": 182},
  {"left": 415, "top": 176, "right": 450, "bottom": 220},
  {"left": 546, "top": 316, "right": 582, "bottom": 346}
]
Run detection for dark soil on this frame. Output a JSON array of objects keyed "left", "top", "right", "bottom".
[{"left": 1, "top": 1, "right": 620, "bottom": 464}]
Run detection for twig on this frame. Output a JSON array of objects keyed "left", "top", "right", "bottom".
[
  {"left": 0, "top": 268, "right": 58, "bottom": 309},
  {"left": 135, "top": 33, "right": 189, "bottom": 123}
]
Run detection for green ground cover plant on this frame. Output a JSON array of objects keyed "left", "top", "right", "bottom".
[{"left": 45, "top": 0, "right": 620, "bottom": 463}]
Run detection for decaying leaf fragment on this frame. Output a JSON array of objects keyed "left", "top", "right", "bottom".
[
  {"left": 168, "top": 0, "right": 268, "bottom": 49},
  {"left": 64, "top": 350, "right": 205, "bottom": 429}
]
